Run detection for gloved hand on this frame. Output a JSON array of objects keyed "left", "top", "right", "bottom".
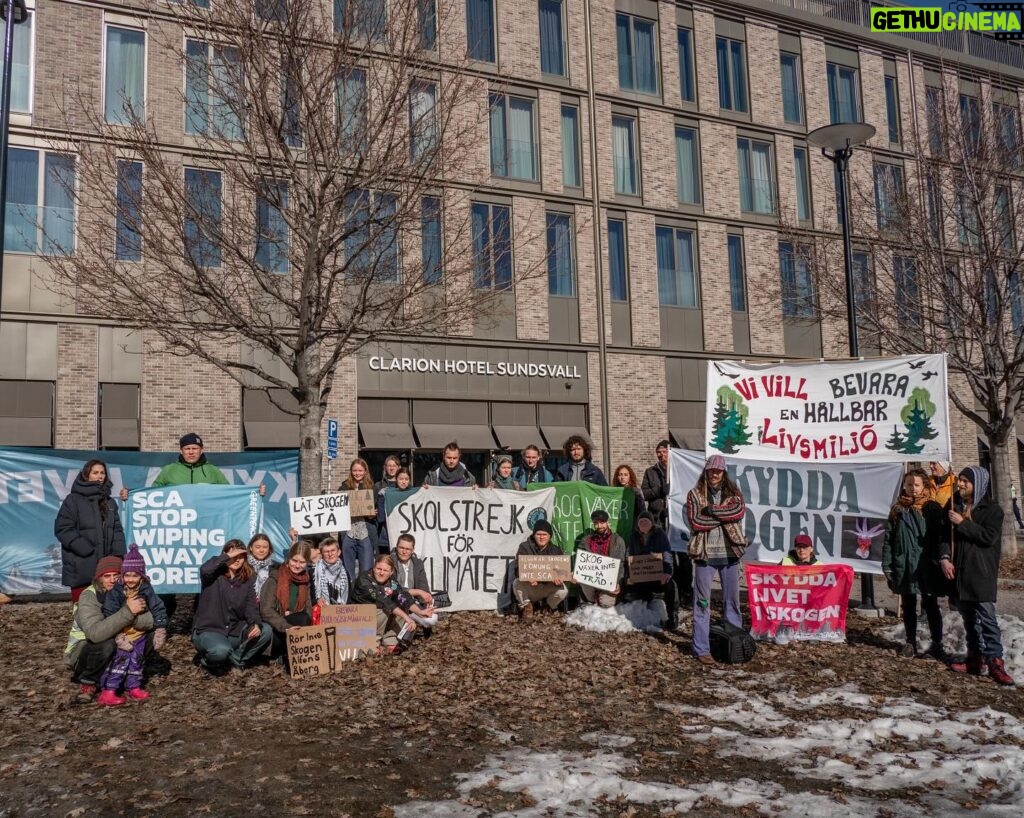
[
  {"left": 153, "top": 628, "right": 167, "bottom": 650},
  {"left": 115, "top": 632, "right": 132, "bottom": 651}
]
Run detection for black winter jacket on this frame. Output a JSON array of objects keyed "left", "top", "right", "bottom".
[
  {"left": 641, "top": 464, "right": 669, "bottom": 524},
  {"left": 103, "top": 579, "right": 169, "bottom": 629},
  {"left": 193, "top": 555, "right": 262, "bottom": 637},
  {"left": 351, "top": 571, "right": 415, "bottom": 615},
  {"left": 55, "top": 476, "right": 127, "bottom": 588},
  {"left": 940, "top": 498, "right": 1003, "bottom": 603},
  {"left": 554, "top": 460, "right": 608, "bottom": 485},
  {"left": 390, "top": 550, "right": 430, "bottom": 592}
]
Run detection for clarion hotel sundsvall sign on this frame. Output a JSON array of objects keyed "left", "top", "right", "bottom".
[{"left": 367, "top": 355, "right": 584, "bottom": 380}]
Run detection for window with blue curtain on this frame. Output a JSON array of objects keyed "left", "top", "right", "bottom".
[
  {"left": 422, "top": 196, "right": 442, "bottom": 284},
  {"left": 778, "top": 242, "right": 815, "bottom": 318},
  {"left": 894, "top": 256, "right": 920, "bottom": 326},
  {"left": 256, "top": 181, "right": 289, "bottom": 273},
  {"left": 655, "top": 226, "right": 697, "bottom": 307},
  {"left": 410, "top": 80, "right": 438, "bottom": 161},
  {"left": 737, "top": 137, "right": 774, "bottom": 215},
  {"left": 105, "top": 26, "right": 146, "bottom": 125},
  {"left": 607, "top": 218, "right": 627, "bottom": 302},
  {"left": 716, "top": 37, "right": 747, "bottom": 113},
  {"left": 344, "top": 190, "right": 398, "bottom": 282},
  {"left": 675, "top": 126, "right": 700, "bottom": 205},
  {"left": 282, "top": 58, "right": 302, "bottom": 147},
  {"left": 375, "top": 193, "right": 399, "bottom": 283},
  {"left": 489, "top": 93, "right": 536, "bottom": 181},
  {"left": 337, "top": 68, "right": 367, "bottom": 147},
  {"left": 467, "top": 0, "right": 496, "bottom": 62},
  {"left": 471, "top": 202, "right": 512, "bottom": 290},
  {"left": 616, "top": 13, "right": 658, "bottom": 95},
  {"left": 727, "top": 234, "right": 745, "bottom": 311},
  {"left": 851, "top": 251, "right": 873, "bottom": 313},
  {"left": 826, "top": 63, "right": 859, "bottom": 124},
  {"left": 959, "top": 94, "right": 982, "bottom": 154},
  {"left": 678, "top": 28, "right": 695, "bottom": 103},
  {"left": 43, "top": 154, "right": 75, "bottom": 256},
  {"left": 612, "top": 115, "right": 638, "bottom": 196},
  {"left": 185, "top": 41, "right": 243, "bottom": 140},
  {"left": 11, "top": 12, "right": 31, "bottom": 113},
  {"left": 996, "top": 185, "right": 1013, "bottom": 252},
  {"left": 994, "top": 102, "right": 1021, "bottom": 167},
  {"left": 926, "top": 86, "right": 944, "bottom": 155},
  {"left": 547, "top": 213, "right": 575, "bottom": 296},
  {"left": 794, "top": 146, "right": 811, "bottom": 222},
  {"left": 4, "top": 148, "right": 38, "bottom": 252},
  {"left": 335, "top": 0, "right": 386, "bottom": 40},
  {"left": 884, "top": 75, "right": 900, "bottom": 144},
  {"left": 873, "top": 162, "right": 904, "bottom": 230},
  {"left": 419, "top": 0, "right": 437, "bottom": 50},
  {"left": 780, "top": 53, "right": 802, "bottom": 124},
  {"left": 116, "top": 160, "right": 143, "bottom": 262},
  {"left": 539, "top": 0, "right": 566, "bottom": 77},
  {"left": 561, "top": 105, "right": 581, "bottom": 188},
  {"left": 184, "top": 168, "right": 221, "bottom": 268}
]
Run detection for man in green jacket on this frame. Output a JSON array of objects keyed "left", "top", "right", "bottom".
[{"left": 154, "top": 433, "right": 230, "bottom": 486}]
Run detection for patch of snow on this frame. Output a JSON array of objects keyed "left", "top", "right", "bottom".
[
  {"left": 579, "top": 732, "right": 635, "bottom": 748},
  {"left": 564, "top": 599, "right": 666, "bottom": 634}
]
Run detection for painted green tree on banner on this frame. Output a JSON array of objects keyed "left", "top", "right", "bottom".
[
  {"left": 709, "top": 386, "right": 752, "bottom": 454},
  {"left": 885, "top": 388, "right": 939, "bottom": 454}
]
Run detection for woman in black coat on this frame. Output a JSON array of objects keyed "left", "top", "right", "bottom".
[{"left": 55, "top": 459, "right": 127, "bottom": 601}]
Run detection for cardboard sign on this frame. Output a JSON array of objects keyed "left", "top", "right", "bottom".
[
  {"left": 518, "top": 554, "right": 572, "bottom": 583},
  {"left": 627, "top": 553, "right": 665, "bottom": 584},
  {"left": 318, "top": 604, "right": 378, "bottom": 661},
  {"left": 289, "top": 493, "right": 351, "bottom": 535},
  {"left": 286, "top": 625, "right": 336, "bottom": 679},
  {"left": 747, "top": 563, "right": 855, "bottom": 643},
  {"left": 573, "top": 551, "right": 620, "bottom": 591},
  {"left": 348, "top": 488, "right": 376, "bottom": 518}
]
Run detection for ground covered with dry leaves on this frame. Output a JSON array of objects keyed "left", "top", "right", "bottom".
[{"left": 1, "top": 596, "right": 1022, "bottom": 818}]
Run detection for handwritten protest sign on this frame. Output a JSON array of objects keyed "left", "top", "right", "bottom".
[
  {"left": 289, "top": 493, "right": 351, "bottom": 535},
  {"left": 573, "top": 551, "right": 620, "bottom": 591},
  {"left": 746, "top": 563, "right": 854, "bottom": 643},
  {"left": 705, "top": 355, "right": 950, "bottom": 463},
  {"left": 318, "top": 604, "right": 378, "bottom": 661},
  {"left": 348, "top": 489, "right": 376, "bottom": 518},
  {"left": 518, "top": 554, "right": 572, "bottom": 583},
  {"left": 286, "top": 626, "right": 336, "bottom": 678},
  {"left": 627, "top": 554, "right": 665, "bottom": 584}
]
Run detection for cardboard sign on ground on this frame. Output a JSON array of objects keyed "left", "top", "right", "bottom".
[
  {"left": 290, "top": 493, "right": 351, "bottom": 535},
  {"left": 348, "top": 489, "right": 376, "bottom": 518},
  {"left": 628, "top": 554, "right": 666, "bottom": 584},
  {"left": 518, "top": 554, "right": 573, "bottom": 583},
  {"left": 286, "top": 626, "right": 335, "bottom": 679},
  {"left": 573, "top": 551, "right": 620, "bottom": 591},
  {"left": 318, "top": 604, "right": 379, "bottom": 661}
]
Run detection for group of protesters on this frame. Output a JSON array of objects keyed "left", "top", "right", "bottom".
[{"left": 55, "top": 431, "right": 1014, "bottom": 705}]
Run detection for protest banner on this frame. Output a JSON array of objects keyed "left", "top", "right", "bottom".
[
  {"left": 0, "top": 448, "right": 297, "bottom": 595},
  {"left": 384, "top": 487, "right": 420, "bottom": 517},
  {"left": 746, "top": 563, "right": 855, "bottom": 643},
  {"left": 526, "top": 482, "right": 634, "bottom": 552},
  {"left": 517, "top": 554, "right": 572, "bottom": 583},
  {"left": 348, "top": 489, "right": 376, "bottom": 518},
  {"left": 318, "top": 604, "right": 378, "bottom": 661},
  {"left": 573, "top": 551, "right": 620, "bottom": 591},
  {"left": 385, "top": 486, "right": 555, "bottom": 611},
  {"left": 286, "top": 626, "right": 336, "bottom": 678},
  {"left": 705, "top": 355, "right": 950, "bottom": 463},
  {"left": 289, "top": 493, "right": 351, "bottom": 535},
  {"left": 627, "top": 554, "right": 665, "bottom": 584},
  {"left": 123, "top": 484, "right": 263, "bottom": 593},
  {"left": 668, "top": 449, "right": 900, "bottom": 575}
]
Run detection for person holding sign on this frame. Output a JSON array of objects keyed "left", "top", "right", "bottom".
[
  {"left": 313, "top": 537, "right": 349, "bottom": 605},
  {"left": 352, "top": 554, "right": 435, "bottom": 653},
  {"left": 490, "top": 455, "right": 523, "bottom": 490},
  {"left": 513, "top": 445, "right": 553, "bottom": 486},
  {"left": 390, "top": 534, "right": 438, "bottom": 632},
  {"left": 192, "top": 540, "right": 272, "bottom": 676},
  {"left": 882, "top": 469, "right": 946, "bottom": 660},
  {"left": 373, "top": 455, "right": 403, "bottom": 550},
  {"left": 686, "top": 455, "right": 748, "bottom": 665},
  {"left": 929, "top": 461, "right": 956, "bottom": 509},
  {"left": 423, "top": 441, "right": 478, "bottom": 487},
  {"left": 261, "top": 542, "right": 315, "bottom": 665},
  {"left": 512, "top": 520, "right": 568, "bottom": 619},
  {"left": 339, "top": 459, "right": 377, "bottom": 583},
  {"left": 626, "top": 512, "right": 675, "bottom": 627},
  {"left": 554, "top": 436, "right": 607, "bottom": 485},
  {"left": 577, "top": 509, "right": 626, "bottom": 607}
]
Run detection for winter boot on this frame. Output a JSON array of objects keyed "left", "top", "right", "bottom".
[
  {"left": 988, "top": 658, "right": 1015, "bottom": 686},
  {"left": 74, "top": 683, "right": 97, "bottom": 705},
  {"left": 125, "top": 688, "right": 151, "bottom": 701},
  {"left": 519, "top": 602, "right": 534, "bottom": 621},
  {"left": 96, "top": 689, "right": 126, "bottom": 707},
  {"left": 949, "top": 651, "right": 986, "bottom": 675}
]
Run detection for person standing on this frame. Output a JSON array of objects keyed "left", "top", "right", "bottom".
[
  {"left": 929, "top": 461, "right": 956, "bottom": 509},
  {"left": 513, "top": 445, "right": 553, "bottom": 486},
  {"left": 154, "top": 433, "right": 229, "bottom": 486},
  {"left": 490, "top": 454, "right": 523, "bottom": 490},
  {"left": 373, "top": 455, "right": 402, "bottom": 551},
  {"left": 554, "top": 435, "right": 607, "bottom": 485},
  {"left": 422, "top": 441, "right": 478, "bottom": 487},
  {"left": 612, "top": 465, "right": 646, "bottom": 521},
  {"left": 686, "top": 455, "right": 747, "bottom": 665},
  {"left": 643, "top": 440, "right": 692, "bottom": 608},
  {"left": 1011, "top": 482, "right": 1023, "bottom": 531},
  {"left": 941, "top": 466, "right": 1014, "bottom": 685},
  {"left": 339, "top": 458, "right": 377, "bottom": 582}
]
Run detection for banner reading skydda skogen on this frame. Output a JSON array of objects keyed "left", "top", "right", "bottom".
[
  {"left": 746, "top": 564, "right": 855, "bottom": 643},
  {"left": 705, "top": 354, "right": 950, "bottom": 463}
]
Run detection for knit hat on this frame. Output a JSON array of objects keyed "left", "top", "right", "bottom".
[
  {"left": 958, "top": 466, "right": 990, "bottom": 502},
  {"left": 931, "top": 460, "right": 952, "bottom": 473},
  {"left": 705, "top": 454, "right": 727, "bottom": 472},
  {"left": 637, "top": 511, "right": 655, "bottom": 525},
  {"left": 94, "top": 555, "right": 123, "bottom": 580},
  {"left": 794, "top": 533, "right": 813, "bottom": 549},
  {"left": 590, "top": 509, "right": 610, "bottom": 523},
  {"left": 179, "top": 432, "right": 203, "bottom": 448},
  {"left": 121, "top": 544, "right": 148, "bottom": 579},
  {"left": 532, "top": 519, "right": 553, "bottom": 535},
  {"left": 494, "top": 454, "right": 513, "bottom": 466}
]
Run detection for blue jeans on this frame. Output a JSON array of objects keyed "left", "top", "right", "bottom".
[
  {"left": 692, "top": 561, "right": 742, "bottom": 657},
  {"left": 960, "top": 601, "right": 1003, "bottom": 659},
  {"left": 342, "top": 534, "right": 374, "bottom": 582},
  {"left": 192, "top": 625, "right": 272, "bottom": 669}
]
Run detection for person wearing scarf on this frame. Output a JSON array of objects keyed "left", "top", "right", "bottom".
[
  {"left": 513, "top": 445, "right": 553, "bottom": 486},
  {"left": 423, "top": 442, "right": 478, "bottom": 487},
  {"left": 313, "top": 537, "right": 349, "bottom": 605},
  {"left": 374, "top": 456, "right": 402, "bottom": 550},
  {"left": 246, "top": 533, "right": 277, "bottom": 602},
  {"left": 577, "top": 509, "right": 626, "bottom": 607},
  {"left": 489, "top": 455, "right": 523, "bottom": 490},
  {"left": 929, "top": 460, "right": 956, "bottom": 509},
  {"left": 882, "top": 468, "right": 946, "bottom": 660},
  {"left": 941, "top": 466, "right": 1014, "bottom": 685},
  {"left": 352, "top": 555, "right": 434, "bottom": 654},
  {"left": 259, "top": 541, "right": 314, "bottom": 667}
]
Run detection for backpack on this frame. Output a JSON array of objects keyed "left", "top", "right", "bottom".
[{"left": 709, "top": 621, "right": 756, "bottom": 664}]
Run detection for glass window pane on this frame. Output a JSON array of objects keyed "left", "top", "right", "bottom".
[
  {"left": 730, "top": 40, "right": 747, "bottom": 113},
  {"left": 344, "top": 189, "right": 371, "bottom": 278},
  {"left": 471, "top": 202, "right": 490, "bottom": 288},
  {"left": 612, "top": 116, "right": 637, "bottom": 196},
  {"left": 419, "top": 0, "right": 437, "bottom": 50},
  {"left": 561, "top": 105, "right": 581, "bottom": 188},
  {"left": 675, "top": 230, "right": 696, "bottom": 307},
  {"left": 828, "top": 64, "right": 859, "bottom": 124},
  {"left": 105, "top": 27, "right": 145, "bottom": 125},
  {"left": 507, "top": 97, "right": 536, "bottom": 180},
  {"left": 492, "top": 204, "right": 512, "bottom": 290},
  {"left": 678, "top": 28, "right": 694, "bottom": 103},
  {"left": 422, "top": 196, "right": 442, "bottom": 284},
  {"left": 375, "top": 193, "right": 399, "bottom": 283},
  {"left": 4, "top": 147, "right": 39, "bottom": 252},
  {"left": 185, "top": 40, "right": 209, "bottom": 135},
  {"left": 794, "top": 147, "right": 811, "bottom": 222},
  {"left": 184, "top": 168, "right": 221, "bottom": 268},
  {"left": 116, "top": 160, "right": 143, "bottom": 262},
  {"left": 11, "top": 13, "right": 32, "bottom": 113},
  {"left": 467, "top": 0, "right": 495, "bottom": 62},
  {"left": 256, "top": 181, "right": 289, "bottom": 273},
  {"left": 656, "top": 225, "right": 677, "bottom": 306},
  {"left": 885, "top": 75, "right": 900, "bottom": 143},
  {"left": 633, "top": 19, "right": 657, "bottom": 95},
  {"left": 211, "top": 47, "right": 243, "bottom": 140},
  {"left": 337, "top": 68, "right": 367, "bottom": 147},
  {"left": 43, "top": 154, "right": 75, "bottom": 256},
  {"left": 608, "top": 218, "right": 627, "bottom": 302},
  {"left": 780, "top": 53, "right": 801, "bottom": 124},
  {"left": 546, "top": 213, "right": 574, "bottom": 296},
  {"left": 410, "top": 81, "right": 438, "bottom": 161},
  {"left": 616, "top": 14, "right": 633, "bottom": 91},
  {"left": 675, "top": 127, "right": 699, "bottom": 204},
  {"left": 716, "top": 38, "right": 731, "bottom": 109},
  {"left": 728, "top": 235, "right": 745, "bottom": 311},
  {"left": 539, "top": 0, "right": 565, "bottom": 77}
]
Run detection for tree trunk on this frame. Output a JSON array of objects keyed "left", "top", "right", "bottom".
[
  {"left": 298, "top": 401, "right": 325, "bottom": 497},
  {"left": 989, "top": 436, "right": 1019, "bottom": 559}
]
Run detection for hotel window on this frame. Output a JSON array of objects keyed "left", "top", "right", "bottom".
[
  {"left": 655, "top": 226, "right": 697, "bottom": 307},
  {"left": 546, "top": 212, "right": 575, "bottom": 296},
  {"left": 616, "top": 12, "right": 659, "bottom": 95},
  {"left": 336, "top": 67, "right": 367, "bottom": 147},
  {"left": 873, "top": 161, "right": 904, "bottom": 230},
  {"left": 467, "top": 0, "right": 496, "bottom": 62},
  {"left": 185, "top": 40, "right": 244, "bottom": 140},
  {"left": 728, "top": 234, "right": 745, "bottom": 311},
  {"left": 10, "top": 10, "right": 32, "bottom": 113},
  {"left": 99, "top": 383, "right": 140, "bottom": 450},
  {"left": 677, "top": 27, "right": 695, "bottom": 103},
  {"left": 410, "top": 80, "right": 438, "bottom": 162},
  {"left": 851, "top": 251, "right": 874, "bottom": 313},
  {"left": 115, "top": 160, "right": 142, "bottom": 262},
  {"left": 737, "top": 137, "right": 775, "bottom": 215},
  {"left": 344, "top": 189, "right": 398, "bottom": 282},
  {"left": 419, "top": 0, "right": 437, "bottom": 50},
  {"left": 3, "top": 148, "right": 75, "bottom": 255},
  {"left": 717, "top": 36, "right": 747, "bottom": 113},
  {"left": 612, "top": 114, "right": 639, "bottom": 197},
  {"left": 780, "top": 52, "right": 802, "bottom": 124},
  {"left": 489, "top": 93, "right": 537, "bottom": 181},
  {"left": 561, "top": 104, "right": 581, "bottom": 188},
  {"left": 954, "top": 175, "right": 979, "bottom": 247},
  {"left": 471, "top": 201, "right": 512, "bottom": 290},
  {"left": 794, "top": 146, "right": 812, "bottom": 223},
  {"left": 894, "top": 255, "right": 921, "bottom": 327},
  {"left": 281, "top": 57, "right": 302, "bottom": 147},
  {"left": 925, "top": 85, "right": 944, "bottom": 156},
  {"left": 960, "top": 93, "right": 982, "bottom": 155},
  {"left": 256, "top": 180, "right": 289, "bottom": 273},
  {"left": 539, "top": 0, "right": 566, "bottom": 77},
  {"left": 607, "top": 218, "right": 628, "bottom": 302},
  {"left": 422, "top": 196, "right": 442, "bottom": 285},
  {"left": 675, "top": 126, "right": 700, "bottom": 205},
  {"left": 778, "top": 242, "right": 816, "bottom": 318},
  {"left": 994, "top": 101, "right": 1021, "bottom": 168},
  {"left": 183, "top": 168, "right": 221, "bottom": 268},
  {"left": 334, "top": 0, "right": 387, "bottom": 41},
  {"left": 925, "top": 170, "right": 941, "bottom": 239},
  {"left": 104, "top": 25, "right": 145, "bottom": 125},
  {"left": 826, "top": 62, "right": 859, "bottom": 124},
  {"left": 884, "top": 68, "right": 901, "bottom": 145},
  {"left": 996, "top": 184, "right": 1013, "bottom": 252}
]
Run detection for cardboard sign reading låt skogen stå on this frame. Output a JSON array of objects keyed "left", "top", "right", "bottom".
[
  {"left": 347, "top": 489, "right": 376, "bottom": 518},
  {"left": 289, "top": 493, "right": 351, "bottom": 535},
  {"left": 518, "top": 554, "right": 572, "bottom": 583},
  {"left": 627, "top": 554, "right": 665, "bottom": 584},
  {"left": 286, "top": 626, "right": 336, "bottom": 679},
  {"left": 318, "top": 604, "right": 378, "bottom": 661},
  {"left": 573, "top": 551, "right": 620, "bottom": 591}
]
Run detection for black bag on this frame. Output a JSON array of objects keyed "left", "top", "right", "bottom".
[
  {"left": 709, "top": 621, "right": 756, "bottom": 664},
  {"left": 431, "top": 590, "right": 452, "bottom": 609}
]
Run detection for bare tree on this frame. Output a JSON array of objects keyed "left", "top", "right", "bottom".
[
  {"left": 771, "top": 78, "right": 1024, "bottom": 555},
  {"left": 43, "top": 0, "right": 547, "bottom": 494}
]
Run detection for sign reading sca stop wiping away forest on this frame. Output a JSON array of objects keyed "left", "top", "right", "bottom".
[{"left": 705, "top": 355, "right": 951, "bottom": 463}]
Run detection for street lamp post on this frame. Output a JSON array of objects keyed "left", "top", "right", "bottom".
[
  {"left": 807, "top": 121, "right": 878, "bottom": 613},
  {"left": 0, "top": 0, "right": 30, "bottom": 320}
]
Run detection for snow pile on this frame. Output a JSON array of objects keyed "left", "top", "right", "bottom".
[{"left": 564, "top": 599, "right": 666, "bottom": 634}]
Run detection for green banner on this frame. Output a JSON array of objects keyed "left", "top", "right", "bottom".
[{"left": 527, "top": 482, "right": 634, "bottom": 553}]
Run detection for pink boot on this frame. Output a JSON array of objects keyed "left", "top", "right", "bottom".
[
  {"left": 125, "top": 688, "right": 150, "bottom": 701},
  {"left": 96, "top": 689, "right": 125, "bottom": 707}
]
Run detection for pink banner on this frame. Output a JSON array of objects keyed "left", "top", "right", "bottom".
[{"left": 747, "top": 563, "right": 854, "bottom": 643}]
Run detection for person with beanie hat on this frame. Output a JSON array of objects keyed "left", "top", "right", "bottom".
[
  {"left": 512, "top": 519, "right": 568, "bottom": 618},
  {"left": 577, "top": 508, "right": 627, "bottom": 608},
  {"left": 490, "top": 454, "right": 523, "bottom": 490},
  {"left": 940, "top": 466, "right": 1014, "bottom": 686},
  {"left": 929, "top": 461, "right": 956, "bottom": 509}
]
